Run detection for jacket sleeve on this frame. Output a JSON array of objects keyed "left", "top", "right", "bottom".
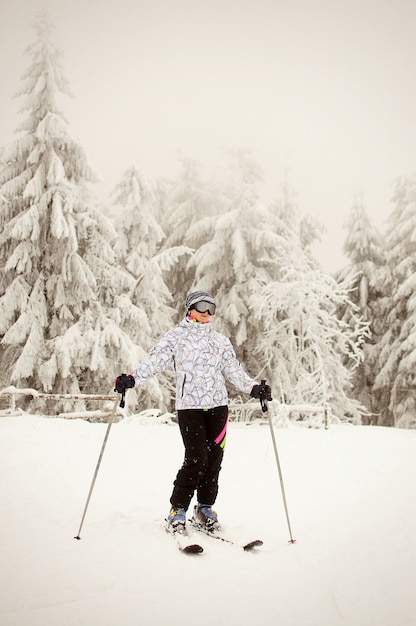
[
  {"left": 220, "top": 337, "right": 258, "bottom": 394},
  {"left": 132, "top": 332, "right": 175, "bottom": 385}
]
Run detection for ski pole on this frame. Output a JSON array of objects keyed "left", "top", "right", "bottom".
[
  {"left": 259, "top": 380, "right": 296, "bottom": 544},
  {"left": 74, "top": 395, "right": 120, "bottom": 540}
]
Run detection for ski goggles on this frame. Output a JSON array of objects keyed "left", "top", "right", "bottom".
[{"left": 193, "top": 300, "right": 216, "bottom": 315}]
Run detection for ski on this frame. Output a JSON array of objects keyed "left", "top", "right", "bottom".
[
  {"left": 169, "top": 528, "right": 203, "bottom": 554},
  {"left": 189, "top": 521, "right": 263, "bottom": 551}
]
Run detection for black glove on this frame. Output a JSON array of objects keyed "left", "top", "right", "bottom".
[
  {"left": 114, "top": 373, "right": 136, "bottom": 393},
  {"left": 250, "top": 383, "right": 272, "bottom": 401}
]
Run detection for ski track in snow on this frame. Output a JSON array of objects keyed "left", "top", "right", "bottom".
[{"left": 1, "top": 414, "right": 415, "bottom": 626}]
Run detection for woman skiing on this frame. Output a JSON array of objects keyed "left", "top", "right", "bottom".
[{"left": 114, "top": 290, "right": 271, "bottom": 534}]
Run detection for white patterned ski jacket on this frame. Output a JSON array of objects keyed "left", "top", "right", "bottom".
[{"left": 132, "top": 317, "right": 258, "bottom": 410}]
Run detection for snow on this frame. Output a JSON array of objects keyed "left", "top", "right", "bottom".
[{"left": 1, "top": 413, "right": 415, "bottom": 626}]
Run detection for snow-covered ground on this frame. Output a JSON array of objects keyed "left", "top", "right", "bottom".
[{"left": 1, "top": 411, "right": 415, "bottom": 626}]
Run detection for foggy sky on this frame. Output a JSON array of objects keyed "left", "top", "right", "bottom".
[{"left": 1, "top": 0, "right": 415, "bottom": 270}]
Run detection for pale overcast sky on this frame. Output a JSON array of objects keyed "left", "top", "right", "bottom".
[{"left": 1, "top": 0, "right": 415, "bottom": 271}]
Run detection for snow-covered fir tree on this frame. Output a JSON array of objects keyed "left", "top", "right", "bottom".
[
  {"left": 185, "top": 149, "right": 291, "bottom": 385},
  {"left": 112, "top": 165, "right": 172, "bottom": 337},
  {"left": 161, "top": 156, "right": 213, "bottom": 315},
  {"left": 111, "top": 165, "right": 191, "bottom": 411},
  {"left": 268, "top": 175, "right": 323, "bottom": 257},
  {"left": 373, "top": 174, "right": 416, "bottom": 427},
  {"left": 0, "top": 12, "right": 140, "bottom": 411},
  {"left": 250, "top": 187, "right": 369, "bottom": 422},
  {"left": 252, "top": 263, "right": 369, "bottom": 422},
  {"left": 337, "top": 192, "right": 386, "bottom": 421}
]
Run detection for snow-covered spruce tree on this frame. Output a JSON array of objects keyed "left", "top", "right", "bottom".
[
  {"left": 252, "top": 258, "right": 369, "bottom": 422},
  {"left": 0, "top": 13, "right": 139, "bottom": 412},
  {"left": 111, "top": 165, "right": 191, "bottom": 411},
  {"left": 268, "top": 175, "right": 324, "bottom": 260},
  {"left": 112, "top": 165, "right": 173, "bottom": 338},
  {"left": 373, "top": 174, "right": 416, "bottom": 428},
  {"left": 249, "top": 186, "right": 369, "bottom": 422},
  {"left": 337, "top": 192, "right": 386, "bottom": 422},
  {"left": 185, "top": 149, "right": 290, "bottom": 386},
  {"left": 161, "top": 156, "right": 213, "bottom": 317}
]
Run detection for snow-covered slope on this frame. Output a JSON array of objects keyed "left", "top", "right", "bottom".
[{"left": 1, "top": 414, "right": 415, "bottom": 626}]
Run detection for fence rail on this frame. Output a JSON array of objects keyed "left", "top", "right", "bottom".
[
  {"left": 228, "top": 400, "right": 330, "bottom": 428},
  {"left": 0, "top": 386, "right": 117, "bottom": 421},
  {"left": 0, "top": 386, "right": 330, "bottom": 427}
]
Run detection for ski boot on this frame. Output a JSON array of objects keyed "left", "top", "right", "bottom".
[
  {"left": 192, "top": 503, "right": 221, "bottom": 532},
  {"left": 166, "top": 507, "right": 186, "bottom": 534}
]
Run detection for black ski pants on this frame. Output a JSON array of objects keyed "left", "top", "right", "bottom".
[{"left": 170, "top": 405, "right": 229, "bottom": 511}]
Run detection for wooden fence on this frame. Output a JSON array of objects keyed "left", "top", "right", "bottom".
[{"left": 0, "top": 386, "right": 331, "bottom": 428}]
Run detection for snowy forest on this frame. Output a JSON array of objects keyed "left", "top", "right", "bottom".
[{"left": 1, "top": 12, "right": 415, "bottom": 428}]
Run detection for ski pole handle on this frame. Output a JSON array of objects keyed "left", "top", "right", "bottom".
[
  {"left": 260, "top": 379, "right": 268, "bottom": 413},
  {"left": 114, "top": 374, "right": 135, "bottom": 408}
]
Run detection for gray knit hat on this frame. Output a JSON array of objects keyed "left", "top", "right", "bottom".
[{"left": 185, "top": 291, "right": 216, "bottom": 311}]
